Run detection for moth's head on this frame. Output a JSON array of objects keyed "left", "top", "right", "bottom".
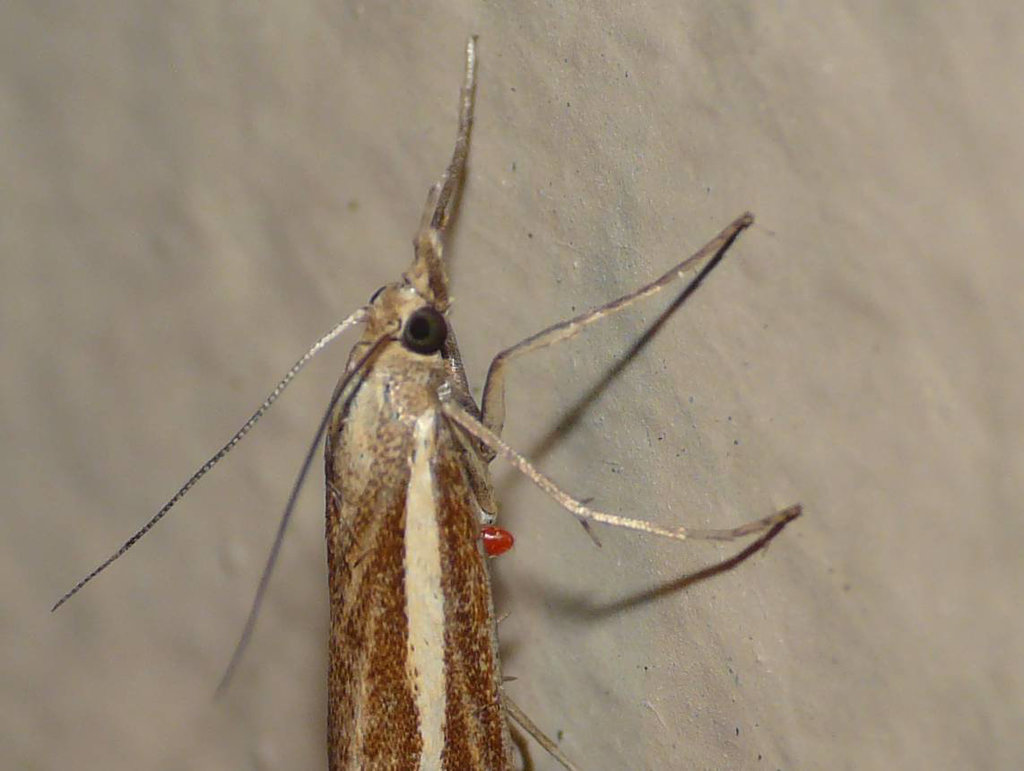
[
  {"left": 363, "top": 281, "right": 449, "bottom": 358},
  {"left": 358, "top": 226, "right": 453, "bottom": 359}
]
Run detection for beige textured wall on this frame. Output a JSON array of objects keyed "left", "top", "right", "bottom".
[{"left": 5, "top": 2, "right": 1022, "bottom": 769}]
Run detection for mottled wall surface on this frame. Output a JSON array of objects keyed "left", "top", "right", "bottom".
[{"left": 5, "top": 3, "right": 1022, "bottom": 769}]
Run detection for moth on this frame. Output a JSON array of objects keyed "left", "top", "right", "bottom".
[{"left": 54, "top": 37, "right": 800, "bottom": 771}]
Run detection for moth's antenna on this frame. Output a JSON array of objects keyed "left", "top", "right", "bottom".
[
  {"left": 216, "top": 331, "right": 394, "bottom": 695},
  {"left": 51, "top": 309, "right": 368, "bottom": 612}
]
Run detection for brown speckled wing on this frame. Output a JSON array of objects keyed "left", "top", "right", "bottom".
[
  {"left": 325, "top": 382, "right": 511, "bottom": 770},
  {"left": 433, "top": 414, "right": 512, "bottom": 770},
  {"left": 325, "top": 409, "right": 421, "bottom": 770}
]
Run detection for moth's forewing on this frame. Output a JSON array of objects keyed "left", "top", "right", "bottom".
[
  {"left": 325, "top": 346, "right": 421, "bottom": 766},
  {"left": 433, "top": 414, "right": 510, "bottom": 767}
]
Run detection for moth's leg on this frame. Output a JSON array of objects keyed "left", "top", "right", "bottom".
[
  {"left": 504, "top": 694, "right": 581, "bottom": 771},
  {"left": 480, "top": 212, "right": 754, "bottom": 437},
  {"left": 444, "top": 400, "right": 801, "bottom": 542}
]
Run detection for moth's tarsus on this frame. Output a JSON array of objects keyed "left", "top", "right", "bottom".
[{"left": 505, "top": 696, "right": 581, "bottom": 771}]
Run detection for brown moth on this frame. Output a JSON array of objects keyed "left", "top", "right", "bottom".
[
  {"left": 320, "top": 39, "right": 516, "bottom": 768},
  {"left": 54, "top": 37, "right": 800, "bottom": 771}
]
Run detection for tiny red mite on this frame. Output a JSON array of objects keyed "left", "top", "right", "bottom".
[{"left": 481, "top": 526, "right": 514, "bottom": 557}]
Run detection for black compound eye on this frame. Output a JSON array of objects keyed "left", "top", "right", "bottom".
[{"left": 402, "top": 306, "right": 447, "bottom": 354}]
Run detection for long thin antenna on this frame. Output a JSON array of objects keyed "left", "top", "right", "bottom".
[
  {"left": 216, "top": 332, "right": 393, "bottom": 695},
  {"left": 51, "top": 309, "right": 367, "bottom": 612}
]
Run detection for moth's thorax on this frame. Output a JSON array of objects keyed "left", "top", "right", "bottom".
[
  {"left": 328, "top": 282, "right": 457, "bottom": 510},
  {"left": 327, "top": 357, "right": 443, "bottom": 503}
]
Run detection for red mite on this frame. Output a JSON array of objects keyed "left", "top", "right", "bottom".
[{"left": 480, "top": 526, "right": 514, "bottom": 557}]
